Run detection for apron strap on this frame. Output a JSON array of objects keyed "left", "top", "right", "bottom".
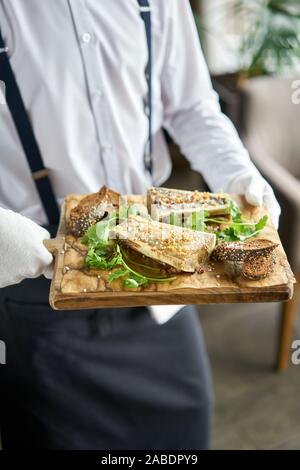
[
  {"left": 137, "top": 0, "right": 153, "bottom": 175},
  {"left": 0, "top": 30, "right": 60, "bottom": 225}
]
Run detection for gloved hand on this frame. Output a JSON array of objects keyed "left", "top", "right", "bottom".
[
  {"left": 225, "top": 170, "right": 281, "bottom": 229},
  {"left": 0, "top": 208, "right": 53, "bottom": 288}
]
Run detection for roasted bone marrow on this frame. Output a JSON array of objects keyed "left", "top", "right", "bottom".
[
  {"left": 147, "top": 187, "right": 230, "bottom": 222},
  {"left": 111, "top": 215, "right": 216, "bottom": 273}
]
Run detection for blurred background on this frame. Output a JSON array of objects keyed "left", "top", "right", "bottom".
[{"left": 166, "top": 0, "right": 300, "bottom": 449}]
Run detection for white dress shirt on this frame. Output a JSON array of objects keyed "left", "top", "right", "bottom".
[{"left": 0, "top": 0, "right": 257, "bottom": 323}]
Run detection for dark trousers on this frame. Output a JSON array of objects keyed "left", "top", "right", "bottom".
[{"left": 0, "top": 276, "right": 212, "bottom": 450}]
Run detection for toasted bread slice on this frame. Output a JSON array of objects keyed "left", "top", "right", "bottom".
[
  {"left": 212, "top": 239, "right": 278, "bottom": 262},
  {"left": 112, "top": 215, "right": 216, "bottom": 273},
  {"left": 147, "top": 187, "right": 231, "bottom": 221},
  {"left": 68, "top": 186, "right": 120, "bottom": 237},
  {"left": 242, "top": 253, "right": 276, "bottom": 280}
]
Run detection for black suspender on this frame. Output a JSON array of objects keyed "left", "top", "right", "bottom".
[
  {"left": 0, "top": 1, "right": 152, "bottom": 224},
  {"left": 137, "top": 0, "right": 153, "bottom": 175},
  {"left": 0, "top": 30, "right": 60, "bottom": 225}
]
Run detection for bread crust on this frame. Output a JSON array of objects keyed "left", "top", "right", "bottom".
[
  {"left": 213, "top": 239, "right": 278, "bottom": 280},
  {"left": 212, "top": 239, "right": 278, "bottom": 262},
  {"left": 242, "top": 253, "right": 276, "bottom": 280},
  {"left": 68, "top": 186, "right": 120, "bottom": 237}
]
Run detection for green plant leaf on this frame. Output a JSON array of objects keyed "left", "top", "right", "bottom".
[
  {"left": 233, "top": 0, "right": 300, "bottom": 77},
  {"left": 107, "top": 268, "right": 129, "bottom": 283},
  {"left": 84, "top": 247, "right": 108, "bottom": 269},
  {"left": 254, "top": 214, "right": 268, "bottom": 231},
  {"left": 81, "top": 224, "right": 99, "bottom": 246},
  {"left": 217, "top": 214, "right": 268, "bottom": 242},
  {"left": 123, "top": 278, "right": 141, "bottom": 289}
]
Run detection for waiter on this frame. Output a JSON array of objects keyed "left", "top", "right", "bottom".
[{"left": 0, "top": 0, "right": 280, "bottom": 450}]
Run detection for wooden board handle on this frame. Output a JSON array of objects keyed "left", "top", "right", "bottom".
[{"left": 43, "top": 238, "right": 59, "bottom": 254}]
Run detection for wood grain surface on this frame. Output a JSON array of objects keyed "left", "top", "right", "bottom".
[{"left": 44, "top": 194, "right": 295, "bottom": 310}]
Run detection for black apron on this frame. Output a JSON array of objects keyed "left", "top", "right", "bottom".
[
  {"left": 0, "top": 278, "right": 212, "bottom": 450},
  {"left": 0, "top": 1, "right": 213, "bottom": 449}
]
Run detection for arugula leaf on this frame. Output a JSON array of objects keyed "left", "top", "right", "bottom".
[
  {"left": 196, "top": 196, "right": 268, "bottom": 242},
  {"left": 81, "top": 224, "right": 99, "bottom": 246},
  {"left": 254, "top": 214, "right": 268, "bottom": 232},
  {"left": 83, "top": 222, "right": 177, "bottom": 288},
  {"left": 107, "top": 268, "right": 129, "bottom": 283},
  {"left": 123, "top": 272, "right": 150, "bottom": 288},
  {"left": 106, "top": 246, "right": 123, "bottom": 269},
  {"left": 82, "top": 218, "right": 111, "bottom": 248},
  {"left": 85, "top": 247, "right": 108, "bottom": 269},
  {"left": 123, "top": 278, "right": 140, "bottom": 289},
  {"left": 217, "top": 214, "right": 268, "bottom": 242}
]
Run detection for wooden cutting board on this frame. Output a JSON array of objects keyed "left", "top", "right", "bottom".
[{"left": 44, "top": 194, "right": 295, "bottom": 310}]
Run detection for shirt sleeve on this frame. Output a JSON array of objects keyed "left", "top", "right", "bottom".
[{"left": 161, "top": 0, "right": 257, "bottom": 192}]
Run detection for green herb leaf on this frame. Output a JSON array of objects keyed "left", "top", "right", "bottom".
[
  {"left": 81, "top": 224, "right": 99, "bottom": 246},
  {"left": 254, "top": 214, "right": 268, "bottom": 231},
  {"left": 123, "top": 273, "right": 149, "bottom": 288},
  {"left": 217, "top": 214, "right": 268, "bottom": 242},
  {"left": 106, "top": 253, "right": 123, "bottom": 270},
  {"left": 84, "top": 247, "right": 108, "bottom": 269},
  {"left": 108, "top": 268, "right": 129, "bottom": 283},
  {"left": 123, "top": 278, "right": 140, "bottom": 288}
]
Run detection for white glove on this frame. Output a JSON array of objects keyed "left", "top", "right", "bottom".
[
  {"left": 0, "top": 208, "right": 53, "bottom": 288},
  {"left": 225, "top": 171, "right": 281, "bottom": 229}
]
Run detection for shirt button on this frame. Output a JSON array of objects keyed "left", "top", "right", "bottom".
[{"left": 82, "top": 32, "right": 91, "bottom": 44}]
